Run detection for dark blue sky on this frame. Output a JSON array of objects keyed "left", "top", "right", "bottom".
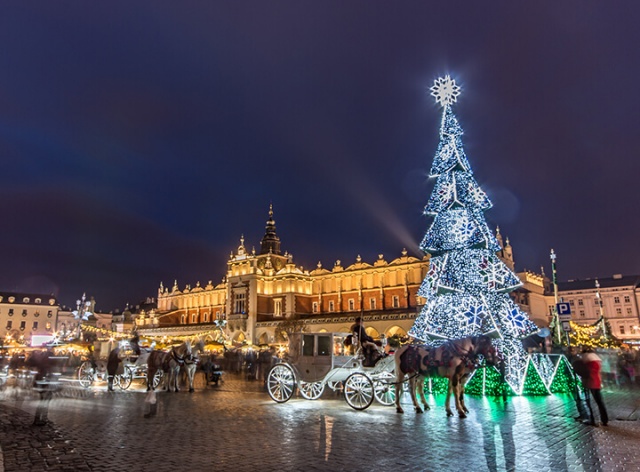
[{"left": 1, "top": 3, "right": 639, "bottom": 311}]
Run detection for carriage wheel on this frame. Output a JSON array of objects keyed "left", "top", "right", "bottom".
[
  {"left": 267, "top": 364, "right": 295, "bottom": 403},
  {"left": 298, "top": 380, "right": 325, "bottom": 400},
  {"left": 77, "top": 362, "right": 94, "bottom": 388},
  {"left": 344, "top": 373, "right": 374, "bottom": 410},
  {"left": 152, "top": 370, "right": 163, "bottom": 390},
  {"left": 373, "top": 372, "right": 396, "bottom": 406},
  {"left": 117, "top": 366, "right": 133, "bottom": 390}
]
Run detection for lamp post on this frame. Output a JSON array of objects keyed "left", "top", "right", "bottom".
[
  {"left": 595, "top": 279, "right": 607, "bottom": 337},
  {"left": 550, "top": 249, "right": 561, "bottom": 345}
]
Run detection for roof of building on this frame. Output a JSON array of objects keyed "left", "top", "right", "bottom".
[
  {"left": 558, "top": 275, "right": 640, "bottom": 291},
  {"left": 0, "top": 291, "right": 58, "bottom": 305}
]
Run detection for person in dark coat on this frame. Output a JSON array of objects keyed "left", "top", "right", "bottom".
[{"left": 107, "top": 335, "right": 140, "bottom": 392}]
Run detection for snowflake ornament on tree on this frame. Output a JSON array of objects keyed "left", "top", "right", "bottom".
[{"left": 430, "top": 75, "right": 461, "bottom": 107}]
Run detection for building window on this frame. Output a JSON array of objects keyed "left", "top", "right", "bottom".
[
  {"left": 614, "top": 296, "right": 620, "bottom": 304},
  {"left": 579, "top": 310, "right": 585, "bottom": 318},
  {"left": 47, "top": 310, "right": 53, "bottom": 318},
  {"left": 234, "top": 292, "right": 246, "bottom": 314},
  {"left": 274, "top": 299, "right": 282, "bottom": 317},
  {"left": 392, "top": 296, "right": 400, "bottom": 308},
  {"left": 624, "top": 295, "right": 631, "bottom": 303},
  {"left": 6, "top": 320, "right": 11, "bottom": 329},
  {"left": 34, "top": 312, "right": 40, "bottom": 318},
  {"left": 191, "top": 313, "right": 198, "bottom": 323},
  {"left": 569, "top": 299, "right": 575, "bottom": 306},
  {"left": 328, "top": 301, "right": 335, "bottom": 312},
  {"left": 22, "top": 309, "right": 27, "bottom": 317},
  {"left": 20, "top": 321, "right": 26, "bottom": 331},
  {"left": 616, "top": 308, "right": 622, "bottom": 315},
  {"left": 216, "top": 311, "right": 221, "bottom": 319},
  {"left": 45, "top": 322, "right": 51, "bottom": 331},
  {"left": 348, "top": 299, "right": 355, "bottom": 311},
  {"left": 181, "top": 314, "right": 187, "bottom": 324},
  {"left": 35, "top": 298, "right": 41, "bottom": 304},
  {"left": 620, "top": 325, "right": 625, "bottom": 335},
  {"left": 312, "top": 302, "right": 318, "bottom": 313},
  {"left": 578, "top": 299, "right": 583, "bottom": 306},
  {"left": 8, "top": 309, "right": 13, "bottom": 316},
  {"left": 627, "top": 308, "right": 632, "bottom": 314},
  {"left": 23, "top": 297, "right": 29, "bottom": 303},
  {"left": 594, "top": 298, "right": 599, "bottom": 305},
  {"left": 370, "top": 298, "right": 376, "bottom": 310},
  {"left": 32, "top": 321, "right": 38, "bottom": 331}
]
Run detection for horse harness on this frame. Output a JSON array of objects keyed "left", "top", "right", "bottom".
[
  {"left": 170, "top": 346, "right": 189, "bottom": 366},
  {"left": 400, "top": 342, "right": 479, "bottom": 377}
]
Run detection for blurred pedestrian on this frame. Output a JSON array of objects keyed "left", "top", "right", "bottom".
[
  {"left": 569, "top": 347, "right": 590, "bottom": 422},
  {"left": 582, "top": 348, "right": 609, "bottom": 426}
]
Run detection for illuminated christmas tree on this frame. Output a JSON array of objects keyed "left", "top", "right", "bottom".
[{"left": 408, "top": 76, "right": 538, "bottom": 393}]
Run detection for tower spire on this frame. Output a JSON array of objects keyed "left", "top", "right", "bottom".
[{"left": 260, "top": 203, "right": 281, "bottom": 255}]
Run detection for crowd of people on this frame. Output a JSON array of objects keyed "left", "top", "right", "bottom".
[{"left": 208, "top": 347, "right": 278, "bottom": 385}]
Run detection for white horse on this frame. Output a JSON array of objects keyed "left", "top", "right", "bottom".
[
  {"left": 394, "top": 335, "right": 497, "bottom": 418},
  {"left": 183, "top": 339, "right": 205, "bottom": 392}
]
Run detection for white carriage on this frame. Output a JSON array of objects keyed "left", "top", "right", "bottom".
[
  {"left": 76, "top": 342, "right": 162, "bottom": 390},
  {"left": 266, "top": 332, "right": 396, "bottom": 410}
]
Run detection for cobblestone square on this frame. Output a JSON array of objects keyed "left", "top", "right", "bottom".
[{"left": 1, "top": 375, "right": 639, "bottom": 472}]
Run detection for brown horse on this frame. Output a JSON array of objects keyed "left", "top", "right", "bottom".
[
  {"left": 394, "top": 335, "right": 497, "bottom": 418},
  {"left": 146, "top": 341, "right": 193, "bottom": 392}
]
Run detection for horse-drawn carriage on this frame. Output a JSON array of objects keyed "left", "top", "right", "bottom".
[
  {"left": 76, "top": 339, "right": 162, "bottom": 390},
  {"left": 117, "top": 355, "right": 164, "bottom": 390},
  {"left": 266, "top": 332, "right": 396, "bottom": 410}
]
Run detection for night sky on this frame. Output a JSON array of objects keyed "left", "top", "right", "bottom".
[{"left": 1, "top": 3, "right": 639, "bottom": 312}]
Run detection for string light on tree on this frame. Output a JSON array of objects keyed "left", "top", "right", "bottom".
[{"left": 409, "top": 76, "right": 539, "bottom": 394}]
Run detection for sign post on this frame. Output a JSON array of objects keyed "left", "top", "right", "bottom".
[{"left": 556, "top": 302, "right": 572, "bottom": 345}]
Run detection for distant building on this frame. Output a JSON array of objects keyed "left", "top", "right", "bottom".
[
  {"left": 140, "top": 206, "right": 552, "bottom": 344},
  {"left": 0, "top": 292, "right": 59, "bottom": 346},
  {"left": 558, "top": 275, "right": 640, "bottom": 343},
  {"left": 56, "top": 294, "right": 115, "bottom": 341}
]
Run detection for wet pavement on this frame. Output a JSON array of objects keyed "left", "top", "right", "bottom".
[{"left": 0, "top": 373, "right": 639, "bottom": 472}]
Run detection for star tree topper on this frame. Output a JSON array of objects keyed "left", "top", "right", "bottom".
[{"left": 430, "top": 75, "right": 461, "bottom": 107}]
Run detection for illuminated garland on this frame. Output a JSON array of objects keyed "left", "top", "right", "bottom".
[
  {"left": 568, "top": 320, "right": 620, "bottom": 349},
  {"left": 79, "top": 324, "right": 226, "bottom": 344},
  {"left": 408, "top": 77, "right": 537, "bottom": 394}
]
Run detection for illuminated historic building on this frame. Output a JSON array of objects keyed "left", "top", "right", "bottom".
[
  {"left": 142, "top": 206, "right": 428, "bottom": 344},
  {"left": 0, "top": 292, "right": 60, "bottom": 346},
  {"left": 558, "top": 275, "right": 640, "bottom": 343},
  {"left": 139, "top": 206, "right": 552, "bottom": 344}
]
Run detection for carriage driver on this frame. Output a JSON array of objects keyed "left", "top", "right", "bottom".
[{"left": 350, "top": 317, "right": 380, "bottom": 366}]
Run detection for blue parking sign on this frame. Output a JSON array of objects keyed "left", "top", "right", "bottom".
[{"left": 556, "top": 302, "right": 572, "bottom": 321}]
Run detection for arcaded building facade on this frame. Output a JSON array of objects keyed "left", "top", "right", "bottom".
[{"left": 142, "top": 207, "right": 428, "bottom": 344}]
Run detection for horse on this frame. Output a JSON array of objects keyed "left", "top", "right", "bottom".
[
  {"left": 182, "top": 339, "right": 205, "bottom": 392},
  {"left": 394, "top": 335, "right": 498, "bottom": 418},
  {"left": 146, "top": 341, "right": 193, "bottom": 392}
]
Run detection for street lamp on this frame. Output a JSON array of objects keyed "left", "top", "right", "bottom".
[
  {"left": 550, "top": 249, "right": 561, "bottom": 344},
  {"left": 595, "top": 279, "right": 607, "bottom": 337}
]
